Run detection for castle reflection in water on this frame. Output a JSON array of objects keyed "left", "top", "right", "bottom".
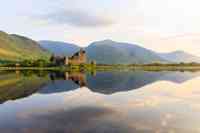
[
  {"left": 49, "top": 70, "right": 97, "bottom": 87},
  {"left": 49, "top": 71, "right": 89, "bottom": 87}
]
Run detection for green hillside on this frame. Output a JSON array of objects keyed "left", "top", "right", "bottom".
[
  {"left": 86, "top": 40, "right": 167, "bottom": 64},
  {"left": 0, "top": 31, "right": 49, "bottom": 61}
]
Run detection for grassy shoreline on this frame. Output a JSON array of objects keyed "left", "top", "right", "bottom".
[
  {"left": 0, "top": 67, "right": 61, "bottom": 71},
  {"left": 1, "top": 64, "right": 200, "bottom": 72}
]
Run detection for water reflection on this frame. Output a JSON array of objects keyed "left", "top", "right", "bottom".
[
  {"left": 50, "top": 71, "right": 87, "bottom": 87},
  {"left": 0, "top": 71, "right": 49, "bottom": 104},
  {"left": 40, "top": 71, "right": 200, "bottom": 94},
  {"left": 86, "top": 71, "right": 200, "bottom": 94},
  {"left": 0, "top": 70, "right": 200, "bottom": 103},
  {"left": 39, "top": 71, "right": 87, "bottom": 94},
  {"left": 0, "top": 70, "right": 200, "bottom": 132}
]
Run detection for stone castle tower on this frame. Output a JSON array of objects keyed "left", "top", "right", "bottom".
[{"left": 66, "top": 48, "right": 87, "bottom": 65}]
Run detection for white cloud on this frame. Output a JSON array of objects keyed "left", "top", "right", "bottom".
[{"left": 39, "top": 9, "right": 115, "bottom": 27}]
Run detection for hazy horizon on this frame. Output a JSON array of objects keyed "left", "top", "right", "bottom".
[{"left": 1, "top": 0, "right": 200, "bottom": 56}]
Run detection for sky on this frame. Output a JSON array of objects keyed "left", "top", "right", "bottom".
[{"left": 1, "top": 0, "right": 200, "bottom": 56}]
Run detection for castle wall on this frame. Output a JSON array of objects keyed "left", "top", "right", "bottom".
[
  {"left": 68, "top": 52, "right": 87, "bottom": 65},
  {"left": 52, "top": 49, "right": 87, "bottom": 66}
]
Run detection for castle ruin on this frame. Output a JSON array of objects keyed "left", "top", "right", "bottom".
[{"left": 50, "top": 48, "right": 87, "bottom": 66}]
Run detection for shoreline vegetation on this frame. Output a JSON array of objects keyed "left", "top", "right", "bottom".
[{"left": 1, "top": 62, "right": 200, "bottom": 72}]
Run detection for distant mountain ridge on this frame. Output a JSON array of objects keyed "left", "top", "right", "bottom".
[
  {"left": 39, "top": 39, "right": 200, "bottom": 64},
  {"left": 39, "top": 39, "right": 167, "bottom": 64},
  {"left": 39, "top": 40, "right": 80, "bottom": 56},
  {"left": 0, "top": 31, "right": 49, "bottom": 61},
  {"left": 159, "top": 51, "right": 200, "bottom": 63}
]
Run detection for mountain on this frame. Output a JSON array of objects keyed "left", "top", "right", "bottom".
[
  {"left": 38, "top": 39, "right": 200, "bottom": 64},
  {"left": 85, "top": 40, "right": 166, "bottom": 64},
  {"left": 39, "top": 40, "right": 80, "bottom": 56},
  {"left": 0, "top": 31, "right": 49, "bottom": 61},
  {"left": 159, "top": 51, "right": 200, "bottom": 63}
]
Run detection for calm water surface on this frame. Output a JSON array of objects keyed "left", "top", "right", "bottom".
[{"left": 0, "top": 70, "right": 200, "bottom": 133}]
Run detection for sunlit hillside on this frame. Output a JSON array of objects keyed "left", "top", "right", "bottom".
[{"left": 0, "top": 31, "right": 50, "bottom": 61}]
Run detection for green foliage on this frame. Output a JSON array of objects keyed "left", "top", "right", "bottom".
[
  {"left": 20, "top": 59, "right": 50, "bottom": 67},
  {"left": 33, "top": 59, "right": 49, "bottom": 67}
]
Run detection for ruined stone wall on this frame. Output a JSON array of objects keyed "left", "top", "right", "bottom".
[{"left": 68, "top": 51, "right": 87, "bottom": 65}]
